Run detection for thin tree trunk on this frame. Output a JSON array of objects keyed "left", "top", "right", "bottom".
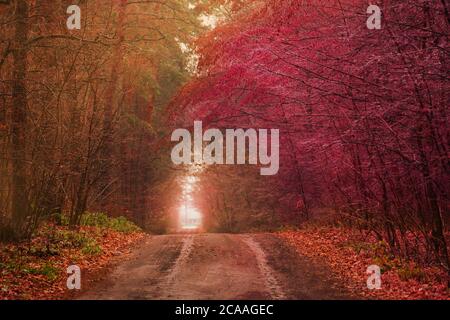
[
  {"left": 102, "top": 0, "right": 127, "bottom": 168},
  {"left": 11, "top": 0, "right": 29, "bottom": 237}
]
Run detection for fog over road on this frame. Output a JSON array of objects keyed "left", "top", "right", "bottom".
[{"left": 81, "top": 233, "right": 356, "bottom": 300}]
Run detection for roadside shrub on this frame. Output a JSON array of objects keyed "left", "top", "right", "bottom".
[
  {"left": 80, "top": 212, "right": 110, "bottom": 228},
  {"left": 81, "top": 238, "right": 102, "bottom": 255},
  {"left": 23, "top": 262, "right": 59, "bottom": 281},
  {"left": 53, "top": 229, "right": 90, "bottom": 249},
  {"left": 344, "top": 241, "right": 372, "bottom": 254},
  {"left": 398, "top": 265, "right": 426, "bottom": 282},
  {"left": 108, "top": 216, "right": 141, "bottom": 233},
  {"left": 81, "top": 212, "right": 141, "bottom": 233},
  {"left": 56, "top": 212, "right": 141, "bottom": 233}
]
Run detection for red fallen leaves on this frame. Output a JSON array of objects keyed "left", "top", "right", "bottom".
[
  {"left": 0, "top": 225, "right": 145, "bottom": 300},
  {"left": 278, "top": 228, "right": 449, "bottom": 300}
]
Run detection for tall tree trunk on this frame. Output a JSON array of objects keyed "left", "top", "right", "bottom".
[
  {"left": 11, "top": 0, "right": 29, "bottom": 237},
  {"left": 427, "top": 178, "right": 449, "bottom": 286},
  {"left": 101, "top": 0, "right": 127, "bottom": 197}
]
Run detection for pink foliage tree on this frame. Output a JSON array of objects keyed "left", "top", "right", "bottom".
[{"left": 169, "top": 0, "right": 449, "bottom": 271}]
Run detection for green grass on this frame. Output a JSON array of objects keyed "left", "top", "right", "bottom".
[
  {"left": 22, "top": 262, "right": 59, "bottom": 281},
  {"left": 81, "top": 238, "right": 102, "bottom": 255},
  {"left": 106, "top": 216, "right": 141, "bottom": 233},
  {"left": 59, "top": 212, "right": 141, "bottom": 233}
]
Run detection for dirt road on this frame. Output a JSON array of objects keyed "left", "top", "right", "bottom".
[{"left": 80, "top": 233, "right": 356, "bottom": 300}]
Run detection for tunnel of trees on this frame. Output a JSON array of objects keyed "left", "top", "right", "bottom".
[{"left": 0, "top": 0, "right": 449, "bottom": 277}]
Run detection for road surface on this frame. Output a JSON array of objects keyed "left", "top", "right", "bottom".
[{"left": 80, "top": 233, "right": 356, "bottom": 300}]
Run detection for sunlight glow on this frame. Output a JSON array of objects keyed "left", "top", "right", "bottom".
[
  {"left": 178, "top": 171, "right": 203, "bottom": 231},
  {"left": 179, "top": 205, "right": 202, "bottom": 230}
]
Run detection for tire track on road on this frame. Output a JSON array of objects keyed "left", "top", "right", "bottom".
[
  {"left": 242, "top": 235, "right": 286, "bottom": 299},
  {"left": 162, "top": 234, "right": 195, "bottom": 295}
]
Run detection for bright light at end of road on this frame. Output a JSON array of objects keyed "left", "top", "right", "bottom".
[
  {"left": 179, "top": 173, "right": 202, "bottom": 231},
  {"left": 179, "top": 205, "right": 202, "bottom": 230}
]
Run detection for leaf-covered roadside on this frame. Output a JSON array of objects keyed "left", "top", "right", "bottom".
[
  {"left": 0, "top": 214, "right": 145, "bottom": 300},
  {"left": 278, "top": 228, "right": 449, "bottom": 300}
]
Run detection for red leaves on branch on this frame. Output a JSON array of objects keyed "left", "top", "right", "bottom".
[{"left": 170, "top": 0, "right": 450, "bottom": 272}]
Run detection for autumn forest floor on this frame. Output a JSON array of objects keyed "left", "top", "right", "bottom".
[{"left": 0, "top": 223, "right": 448, "bottom": 300}]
